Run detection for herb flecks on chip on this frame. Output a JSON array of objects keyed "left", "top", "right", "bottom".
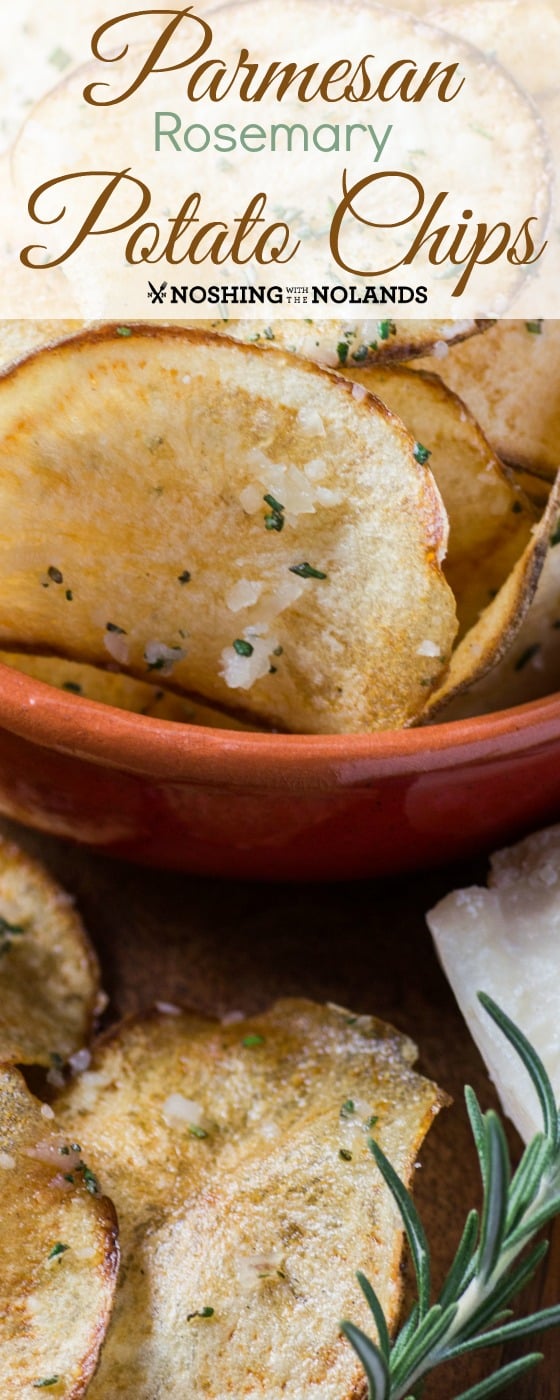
[
  {"left": 289, "top": 562, "right": 328, "bottom": 580},
  {"left": 413, "top": 442, "right": 432, "bottom": 466}
]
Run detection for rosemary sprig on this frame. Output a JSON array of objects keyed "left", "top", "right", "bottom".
[{"left": 341, "top": 993, "right": 560, "bottom": 1400}]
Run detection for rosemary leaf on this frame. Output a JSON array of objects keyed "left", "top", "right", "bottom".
[
  {"left": 340, "top": 1322, "right": 390, "bottom": 1399},
  {"left": 477, "top": 1114, "right": 510, "bottom": 1280},
  {"left": 451, "top": 1352, "right": 544, "bottom": 1400},
  {"left": 438, "top": 1210, "right": 479, "bottom": 1309},
  {"left": 448, "top": 1302, "right": 560, "bottom": 1358},
  {"left": 368, "top": 1139, "right": 431, "bottom": 1319},
  {"left": 357, "top": 1271, "right": 391, "bottom": 1363},
  {"left": 478, "top": 994, "right": 559, "bottom": 1143}
]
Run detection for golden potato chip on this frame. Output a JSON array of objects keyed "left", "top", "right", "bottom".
[
  {"left": 338, "top": 364, "right": 534, "bottom": 637},
  {"left": 0, "top": 834, "right": 100, "bottom": 1067},
  {"left": 54, "top": 1000, "right": 443, "bottom": 1400},
  {"left": 421, "top": 476, "right": 560, "bottom": 720},
  {"left": 0, "top": 1065, "right": 118, "bottom": 1399},
  {"left": 412, "top": 321, "right": 560, "bottom": 483},
  {"left": 0, "top": 320, "right": 85, "bottom": 372},
  {"left": 182, "top": 317, "right": 487, "bottom": 368},
  {"left": 0, "top": 653, "right": 257, "bottom": 729},
  {"left": 0, "top": 316, "right": 486, "bottom": 376},
  {"left": 0, "top": 324, "right": 457, "bottom": 733},
  {"left": 439, "top": 529, "right": 560, "bottom": 719},
  {"left": 506, "top": 464, "right": 552, "bottom": 513}
]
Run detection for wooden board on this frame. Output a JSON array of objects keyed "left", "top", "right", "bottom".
[{"left": 1, "top": 813, "right": 558, "bottom": 1399}]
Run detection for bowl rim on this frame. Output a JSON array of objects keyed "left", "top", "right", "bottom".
[{"left": 1, "top": 659, "right": 560, "bottom": 788}]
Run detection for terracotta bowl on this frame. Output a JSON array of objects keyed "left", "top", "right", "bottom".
[{"left": 1, "top": 660, "right": 560, "bottom": 879}]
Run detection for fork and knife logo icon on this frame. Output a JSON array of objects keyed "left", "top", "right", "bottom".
[{"left": 147, "top": 281, "right": 168, "bottom": 304}]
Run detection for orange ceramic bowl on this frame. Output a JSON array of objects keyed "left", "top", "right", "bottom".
[{"left": 0, "top": 660, "right": 560, "bottom": 878}]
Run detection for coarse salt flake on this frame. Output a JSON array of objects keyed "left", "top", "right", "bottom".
[
  {"left": 227, "top": 579, "right": 263, "bottom": 612},
  {"left": 104, "top": 631, "right": 130, "bottom": 666},
  {"left": 417, "top": 640, "right": 441, "bottom": 658},
  {"left": 162, "top": 1094, "right": 206, "bottom": 1128},
  {"left": 144, "top": 641, "right": 187, "bottom": 676},
  {"left": 296, "top": 405, "right": 326, "bottom": 436}
]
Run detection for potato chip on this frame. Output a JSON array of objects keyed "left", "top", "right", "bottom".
[
  {"left": 0, "top": 324, "right": 457, "bottom": 733},
  {"left": 54, "top": 1000, "right": 443, "bottom": 1400},
  {"left": 0, "top": 834, "right": 100, "bottom": 1067},
  {"left": 421, "top": 476, "right": 560, "bottom": 720},
  {"left": 0, "top": 1065, "right": 118, "bottom": 1399},
  {"left": 185, "top": 317, "right": 487, "bottom": 368},
  {"left": 439, "top": 529, "right": 560, "bottom": 719},
  {"left": 0, "top": 318, "right": 488, "bottom": 377},
  {"left": 506, "top": 464, "right": 552, "bottom": 513},
  {"left": 338, "top": 364, "right": 534, "bottom": 637},
  {"left": 412, "top": 321, "right": 560, "bottom": 483},
  {"left": 0, "top": 653, "right": 257, "bottom": 728},
  {"left": 0, "top": 320, "right": 85, "bottom": 372}
]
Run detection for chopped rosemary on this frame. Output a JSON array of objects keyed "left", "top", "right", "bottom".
[
  {"left": 0, "top": 915, "right": 24, "bottom": 939},
  {"left": 339, "top": 1148, "right": 353, "bottom": 1162},
  {"left": 106, "top": 622, "right": 126, "bottom": 635},
  {"left": 65, "top": 589, "right": 73, "bottom": 601},
  {"left": 242, "top": 1033, "right": 264, "bottom": 1048},
  {"left": 48, "top": 1243, "right": 69, "bottom": 1260},
  {"left": 47, "top": 566, "right": 63, "bottom": 585},
  {"left": 62, "top": 681, "right": 82, "bottom": 694},
  {"left": 342, "top": 995, "right": 560, "bottom": 1400},
  {"left": 413, "top": 443, "right": 432, "bottom": 466},
  {"left": 263, "top": 493, "right": 285, "bottom": 532},
  {"left": 526, "top": 320, "right": 543, "bottom": 334},
  {"left": 289, "top": 562, "right": 327, "bottom": 580},
  {"left": 33, "top": 1381, "right": 61, "bottom": 1390},
  {"left": 233, "top": 639, "right": 254, "bottom": 658},
  {"left": 550, "top": 521, "right": 560, "bottom": 547},
  {"left": 178, "top": 570, "right": 192, "bottom": 584},
  {"left": 341, "top": 1099, "right": 355, "bottom": 1118},
  {"left": 187, "top": 1307, "right": 215, "bottom": 1320},
  {"left": 116, "top": 326, "right": 133, "bottom": 337},
  {"left": 378, "top": 320, "right": 396, "bottom": 341},
  {"left": 189, "top": 1125, "right": 208, "bottom": 1140},
  {"left": 49, "top": 45, "right": 71, "bottom": 70},
  {"left": 337, "top": 341, "right": 350, "bottom": 365},
  {"left": 263, "top": 493, "right": 284, "bottom": 514},
  {"left": 77, "top": 1162, "right": 100, "bottom": 1195}
]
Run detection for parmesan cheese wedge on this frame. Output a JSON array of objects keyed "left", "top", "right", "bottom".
[{"left": 427, "top": 826, "right": 560, "bottom": 1142}]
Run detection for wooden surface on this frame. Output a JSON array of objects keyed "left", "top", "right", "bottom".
[{"left": 2, "top": 814, "right": 558, "bottom": 1399}]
